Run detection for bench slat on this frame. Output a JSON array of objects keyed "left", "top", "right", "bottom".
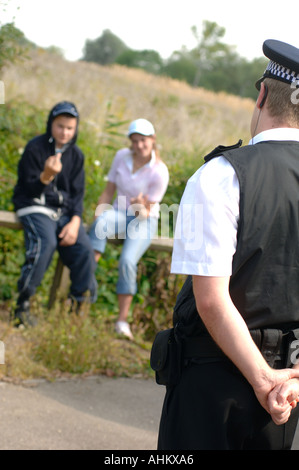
[
  {"left": 0, "top": 210, "right": 23, "bottom": 229},
  {"left": 0, "top": 210, "right": 173, "bottom": 308}
]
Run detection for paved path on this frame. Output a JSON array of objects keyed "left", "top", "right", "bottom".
[
  {"left": 0, "top": 375, "right": 298, "bottom": 450},
  {"left": 0, "top": 376, "right": 165, "bottom": 450}
]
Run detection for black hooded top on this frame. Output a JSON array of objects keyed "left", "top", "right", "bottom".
[{"left": 13, "top": 102, "right": 85, "bottom": 218}]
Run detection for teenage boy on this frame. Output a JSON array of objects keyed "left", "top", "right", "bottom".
[{"left": 12, "top": 101, "right": 97, "bottom": 326}]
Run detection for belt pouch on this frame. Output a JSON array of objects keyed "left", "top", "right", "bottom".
[
  {"left": 150, "top": 328, "right": 182, "bottom": 386},
  {"left": 261, "top": 329, "right": 282, "bottom": 368}
]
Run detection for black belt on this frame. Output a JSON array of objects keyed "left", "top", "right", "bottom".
[{"left": 183, "top": 328, "right": 299, "bottom": 369}]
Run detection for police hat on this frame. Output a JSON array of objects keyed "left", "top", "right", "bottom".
[{"left": 256, "top": 39, "right": 299, "bottom": 89}]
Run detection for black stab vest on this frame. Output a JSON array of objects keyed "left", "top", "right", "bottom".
[{"left": 174, "top": 140, "right": 299, "bottom": 336}]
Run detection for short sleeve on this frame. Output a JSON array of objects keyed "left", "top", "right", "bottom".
[{"left": 171, "top": 157, "right": 239, "bottom": 276}]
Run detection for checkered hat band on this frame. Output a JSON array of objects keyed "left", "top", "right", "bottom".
[{"left": 266, "top": 60, "right": 299, "bottom": 83}]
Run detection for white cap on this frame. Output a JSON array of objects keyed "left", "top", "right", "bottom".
[{"left": 127, "top": 119, "right": 155, "bottom": 137}]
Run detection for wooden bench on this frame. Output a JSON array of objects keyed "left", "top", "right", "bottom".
[{"left": 0, "top": 210, "right": 173, "bottom": 308}]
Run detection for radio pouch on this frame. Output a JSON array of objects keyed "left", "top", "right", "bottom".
[{"left": 150, "top": 328, "right": 182, "bottom": 386}]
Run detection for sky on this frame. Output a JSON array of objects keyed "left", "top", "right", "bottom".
[{"left": 1, "top": 0, "right": 299, "bottom": 62}]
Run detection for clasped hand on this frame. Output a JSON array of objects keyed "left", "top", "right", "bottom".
[
  {"left": 267, "top": 377, "right": 299, "bottom": 425},
  {"left": 255, "top": 368, "right": 299, "bottom": 425}
]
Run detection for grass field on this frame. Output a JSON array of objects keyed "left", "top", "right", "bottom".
[{"left": 2, "top": 48, "right": 254, "bottom": 154}]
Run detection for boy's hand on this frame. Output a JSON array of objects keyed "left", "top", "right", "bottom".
[
  {"left": 40, "top": 152, "right": 62, "bottom": 184},
  {"left": 58, "top": 216, "right": 81, "bottom": 246}
]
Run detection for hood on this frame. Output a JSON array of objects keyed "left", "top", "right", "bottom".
[{"left": 46, "top": 101, "right": 80, "bottom": 148}]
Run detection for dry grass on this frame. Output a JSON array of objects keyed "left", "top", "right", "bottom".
[
  {"left": 2, "top": 48, "right": 254, "bottom": 159},
  {"left": 0, "top": 304, "right": 152, "bottom": 383}
]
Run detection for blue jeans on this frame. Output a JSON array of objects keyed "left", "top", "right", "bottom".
[
  {"left": 89, "top": 210, "right": 158, "bottom": 295},
  {"left": 18, "top": 213, "right": 97, "bottom": 303}
]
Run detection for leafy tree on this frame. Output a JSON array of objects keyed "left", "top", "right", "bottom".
[
  {"left": 163, "top": 21, "right": 267, "bottom": 99},
  {"left": 199, "top": 53, "right": 267, "bottom": 99},
  {"left": 0, "top": 22, "right": 30, "bottom": 71},
  {"left": 45, "top": 45, "right": 64, "bottom": 58},
  {"left": 162, "top": 48, "right": 197, "bottom": 84},
  {"left": 191, "top": 20, "right": 234, "bottom": 87},
  {"left": 81, "top": 29, "right": 128, "bottom": 65},
  {"left": 116, "top": 49, "right": 163, "bottom": 75}
]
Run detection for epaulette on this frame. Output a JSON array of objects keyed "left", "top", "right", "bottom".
[{"left": 204, "top": 139, "right": 243, "bottom": 162}]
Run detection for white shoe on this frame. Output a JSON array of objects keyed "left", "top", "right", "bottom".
[{"left": 115, "top": 321, "right": 134, "bottom": 340}]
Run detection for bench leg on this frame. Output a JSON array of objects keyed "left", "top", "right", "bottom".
[{"left": 48, "top": 257, "right": 70, "bottom": 309}]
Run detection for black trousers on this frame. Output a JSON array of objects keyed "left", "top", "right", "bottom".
[{"left": 158, "top": 359, "right": 299, "bottom": 450}]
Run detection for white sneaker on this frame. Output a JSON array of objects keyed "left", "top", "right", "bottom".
[{"left": 115, "top": 321, "right": 134, "bottom": 340}]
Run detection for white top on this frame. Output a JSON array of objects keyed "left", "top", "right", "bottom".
[
  {"left": 171, "top": 128, "right": 299, "bottom": 276},
  {"left": 108, "top": 148, "right": 169, "bottom": 218}
]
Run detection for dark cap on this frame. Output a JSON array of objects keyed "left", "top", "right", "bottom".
[
  {"left": 256, "top": 39, "right": 299, "bottom": 90},
  {"left": 52, "top": 101, "right": 79, "bottom": 118}
]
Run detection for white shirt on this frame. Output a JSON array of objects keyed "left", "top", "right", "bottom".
[
  {"left": 108, "top": 148, "right": 169, "bottom": 218},
  {"left": 171, "top": 128, "right": 299, "bottom": 276}
]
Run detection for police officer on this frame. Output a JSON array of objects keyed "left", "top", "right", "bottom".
[{"left": 157, "top": 40, "right": 299, "bottom": 450}]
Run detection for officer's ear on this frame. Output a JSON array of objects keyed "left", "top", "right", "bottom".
[{"left": 257, "top": 82, "right": 268, "bottom": 109}]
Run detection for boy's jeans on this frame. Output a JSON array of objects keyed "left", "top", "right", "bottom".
[{"left": 17, "top": 213, "right": 97, "bottom": 304}]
